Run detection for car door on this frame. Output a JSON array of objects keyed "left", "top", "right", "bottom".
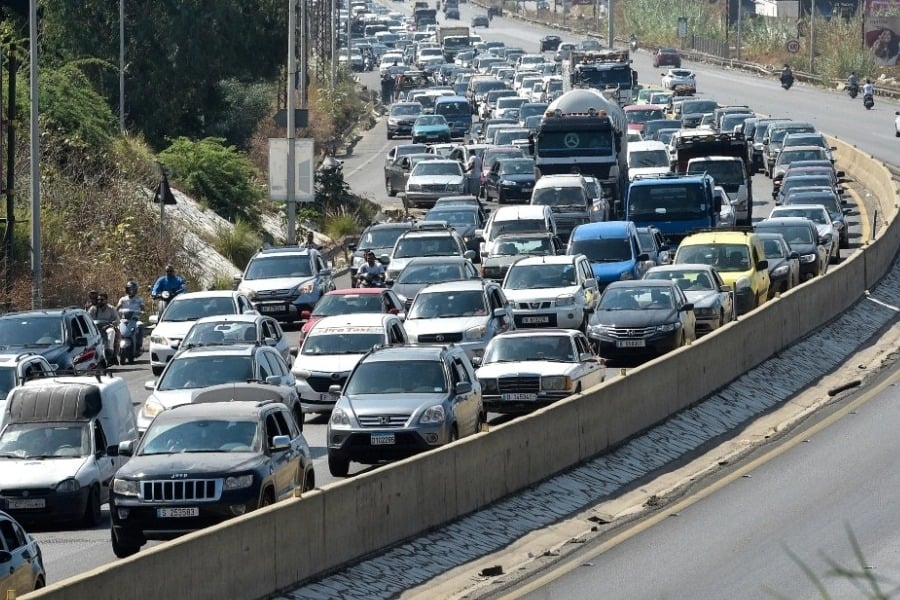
[
  {"left": 577, "top": 257, "right": 599, "bottom": 312},
  {"left": 0, "top": 517, "right": 28, "bottom": 593},
  {"left": 674, "top": 285, "right": 696, "bottom": 341},
  {"left": 262, "top": 318, "right": 291, "bottom": 363},
  {"left": 450, "top": 356, "right": 478, "bottom": 435},
  {"left": 264, "top": 410, "right": 299, "bottom": 501},
  {"left": 314, "top": 254, "right": 334, "bottom": 295},
  {"left": 712, "top": 269, "right": 735, "bottom": 322},
  {"left": 484, "top": 160, "right": 501, "bottom": 199},
  {"left": 92, "top": 420, "right": 118, "bottom": 504}
]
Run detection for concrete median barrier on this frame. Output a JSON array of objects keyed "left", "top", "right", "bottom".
[{"left": 24, "top": 145, "right": 900, "bottom": 600}]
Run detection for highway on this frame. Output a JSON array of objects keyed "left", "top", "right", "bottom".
[{"left": 26, "top": 2, "right": 898, "bottom": 591}]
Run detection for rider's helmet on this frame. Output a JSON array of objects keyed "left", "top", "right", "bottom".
[{"left": 125, "top": 280, "right": 138, "bottom": 296}]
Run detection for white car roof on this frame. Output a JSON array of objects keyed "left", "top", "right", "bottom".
[
  {"left": 309, "top": 313, "right": 391, "bottom": 333},
  {"left": 492, "top": 205, "right": 550, "bottom": 221},
  {"left": 511, "top": 254, "right": 581, "bottom": 267}
]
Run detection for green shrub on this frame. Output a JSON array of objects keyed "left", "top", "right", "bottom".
[{"left": 211, "top": 220, "right": 262, "bottom": 271}]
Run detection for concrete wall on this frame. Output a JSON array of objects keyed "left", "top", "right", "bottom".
[{"left": 24, "top": 147, "right": 899, "bottom": 600}]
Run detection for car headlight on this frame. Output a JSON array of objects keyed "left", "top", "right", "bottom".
[
  {"left": 224, "top": 474, "right": 254, "bottom": 490},
  {"left": 500, "top": 179, "right": 515, "bottom": 186},
  {"left": 588, "top": 324, "right": 611, "bottom": 336},
  {"left": 388, "top": 118, "right": 399, "bottom": 125},
  {"left": 141, "top": 397, "right": 166, "bottom": 420},
  {"left": 800, "top": 253, "right": 817, "bottom": 264},
  {"left": 465, "top": 324, "right": 487, "bottom": 340},
  {"left": 239, "top": 287, "right": 257, "bottom": 301},
  {"left": 408, "top": 183, "right": 422, "bottom": 191},
  {"left": 541, "top": 375, "right": 571, "bottom": 391},
  {"left": 330, "top": 407, "right": 351, "bottom": 427},
  {"left": 832, "top": 220, "right": 844, "bottom": 230},
  {"left": 294, "top": 281, "right": 315, "bottom": 295},
  {"left": 112, "top": 478, "right": 140, "bottom": 497},
  {"left": 150, "top": 334, "right": 169, "bottom": 345},
  {"left": 54, "top": 478, "right": 81, "bottom": 493},
  {"left": 657, "top": 322, "right": 680, "bottom": 333},
  {"left": 293, "top": 369, "right": 312, "bottom": 379},
  {"left": 772, "top": 265, "right": 790, "bottom": 277},
  {"left": 556, "top": 294, "right": 575, "bottom": 307},
  {"left": 479, "top": 378, "right": 498, "bottom": 394},
  {"left": 419, "top": 404, "right": 446, "bottom": 424},
  {"left": 387, "top": 269, "right": 401, "bottom": 280},
  {"left": 693, "top": 306, "right": 716, "bottom": 317},
  {"left": 451, "top": 183, "right": 464, "bottom": 191}
]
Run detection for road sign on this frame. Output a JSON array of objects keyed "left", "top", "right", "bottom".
[
  {"left": 786, "top": 39, "right": 801, "bottom": 53},
  {"left": 268, "top": 138, "right": 315, "bottom": 203},
  {"left": 678, "top": 17, "right": 688, "bottom": 39}
]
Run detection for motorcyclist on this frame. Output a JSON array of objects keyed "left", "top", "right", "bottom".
[
  {"left": 116, "top": 280, "right": 145, "bottom": 352},
  {"left": 630, "top": 33, "right": 638, "bottom": 49},
  {"left": 863, "top": 78, "right": 875, "bottom": 98},
  {"left": 847, "top": 72, "right": 859, "bottom": 91},
  {"left": 356, "top": 251, "right": 385, "bottom": 286},
  {"left": 151, "top": 265, "right": 186, "bottom": 298},
  {"left": 89, "top": 293, "right": 120, "bottom": 365},
  {"left": 780, "top": 64, "right": 794, "bottom": 88},
  {"left": 84, "top": 290, "right": 99, "bottom": 312}
]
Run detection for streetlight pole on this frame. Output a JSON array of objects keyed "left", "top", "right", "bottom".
[
  {"left": 808, "top": 0, "right": 815, "bottom": 73},
  {"left": 119, "top": 0, "right": 125, "bottom": 133},
  {"left": 330, "top": 0, "right": 337, "bottom": 91},
  {"left": 287, "top": 0, "right": 298, "bottom": 245},
  {"left": 29, "top": 0, "right": 41, "bottom": 309}
]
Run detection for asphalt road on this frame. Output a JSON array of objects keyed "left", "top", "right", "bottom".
[{"left": 29, "top": 3, "right": 893, "bottom": 586}]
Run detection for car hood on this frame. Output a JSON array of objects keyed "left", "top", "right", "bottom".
[
  {"left": 683, "top": 290, "right": 719, "bottom": 308},
  {"left": 241, "top": 276, "right": 313, "bottom": 293},
  {"left": 592, "top": 308, "right": 678, "bottom": 327},
  {"left": 407, "top": 175, "right": 465, "bottom": 185},
  {"left": 149, "top": 388, "right": 197, "bottom": 410},
  {"left": 153, "top": 320, "right": 197, "bottom": 339},
  {"left": 476, "top": 360, "right": 576, "bottom": 378},
  {"left": 498, "top": 174, "right": 535, "bottom": 184},
  {"left": 0, "top": 456, "right": 90, "bottom": 485},
  {"left": 343, "top": 393, "right": 447, "bottom": 418},
  {"left": 629, "top": 166, "right": 671, "bottom": 179},
  {"left": 119, "top": 452, "right": 263, "bottom": 478},
  {"left": 504, "top": 286, "right": 580, "bottom": 303},
  {"left": 590, "top": 260, "right": 636, "bottom": 282},
  {"left": 404, "top": 316, "right": 488, "bottom": 337},
  {"left": 293, "top": 353, "right": 364, "bottom": 374}
]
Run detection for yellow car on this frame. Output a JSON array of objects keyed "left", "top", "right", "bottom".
[{"left": 673, "top": 230, "right": 771, "bottom": 315}]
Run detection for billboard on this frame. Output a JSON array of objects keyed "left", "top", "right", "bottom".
[
  {"left": 865, "top": 15, "right": 900, "bottom": 64},
  {"left": 865, "top": 0, "right": 900, "bottom": 15}
]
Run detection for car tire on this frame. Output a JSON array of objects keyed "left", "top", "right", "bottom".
[
  {"left": 303, "top": 467, "right": 316, "bottom": 492},
  {"left": 111, "top": 528, "right": 140, "bottom": 559},
  {"left": 387, "top": 182, "right": 397, "bottom": 197},
  {"left": 328, "top": 454, "right": 350, "bottom": 477},
  {"left": 387, "top": 131, "right": 393, "bottom": 140},
  {"left": 151, "top": 365, "right": 163, "bottom": 376},
  {"left": 83, "top": 485, "right": 102, "bottom": 527}
]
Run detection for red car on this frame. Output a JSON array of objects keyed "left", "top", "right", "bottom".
[
  {"left": 624, "top": 104, "right": 667, "bottom": 135},
  {"left": 653, "top": 47, "right": 682, "bottom": 68},
  {"left": 299, "top": 288, "right": 405, "bottom": 340}
]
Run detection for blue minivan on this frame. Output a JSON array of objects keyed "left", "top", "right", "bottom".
[
  {"left": 566, "top": 221, "right": 652, "bottom": 289},
  {"left": 434, "top": 95, "right": 474, "bottom": 140}
]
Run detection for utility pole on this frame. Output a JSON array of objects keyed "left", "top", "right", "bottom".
[
  {"left": 29, "top": 0, "right": 41, "bottom": 309},
  {"left": 808, "top": 0, "right": 816, "bottom": 73},
  {"left": 607, "top": 0, "right": 614, "bottom": 47},
  {"left": 119, "top": 0, "right": 125, "bottom": 133},
  {"left": 4, "top": 47, "right": 16, "bottom": 312},
  {"left": 330, "top": 0, "right": 337, "bottom": 90},
  {"left": 287, "top": 0, "right": 299, "bottom": 245}
]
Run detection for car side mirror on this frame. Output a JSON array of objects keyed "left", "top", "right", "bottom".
[
  {"left": 682, "top": 302, "right": 694, "bottom": 312},
  {"left": 843, "top": 207, "right": 852, "bottom": 215},
  {"left": 720, "top": 284, "right": 732, "bottom": 292},
  {"left": 271, "top": 434, "right": 291, "bottom": 452},
  {"left": 757, "top": 260, "right": 769, "bottom": 270},
  {"left": 380, "top": 254, "right": 392, "bottom": 264},
  {"left": 464, "top": 250, "right": 477, "bottom": 260},
  {"left": 72, "top": 336, "right": 88, "bottom": 348},
  {"left": 328, "top": 384, "right": 342, "bottom": 395},
  {"left": 319, "top": 268, "right": 333, "bottom": 276},
  {"left": 144, "top": 380, "right": 156, "bottom": 390},
  {"left": 149, "top": 314, "right": 158, "bottom": 326},
  {"left": 578, "top": 352, "right": 594, "bottom": 362},
  {"left": 454, "top": 381, "right": 472, "bottom": 395},
  {"left": 637, "top": 252, "right": 650, "bottom": 262},
  {"left": 232, "top": 276, "right": 242, "bottom": 290},
  {"left": 116, "top": 439, "right": 134, "bottom": 457},
  {"left": 347, "top": 243, "right": 358, "bottom": 251},
  {"left": 789, "top": 251, "right": 800, "bottom": 259},
  {"left": 492, "top": 307, "right": 507, "bottom": 319},
  {"left": 582, "top": 278, "right": 597, "bottom": 289},
  {"left": 290, "top": 347, "right": 299, "bottom": 359},
  {"left": 836, "top": 170, "right": 845, "bottom": 178},
  {"left": 265, "top": 375, "right": 281, "bottom": 386},
  {"left": 471, "top": 355, "right": 482, "bottom": 367}
]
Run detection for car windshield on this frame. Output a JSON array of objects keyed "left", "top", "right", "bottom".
[
  {"left": 345, "top": 359, "right": 447, "bottom": 394},
  {"left": 140, "top": 419, "right": 259, "bottom": 455},
  {"left": 489, "top": 237, "right": 552, "bottom": 256},
  {"left": 598, "top": 286, "right": 674, "bottom": 310},
  {"left": 409, "top": 290, "right": 486, "bottom": 318},
  {"left": 398, "top": 263, "right": 468, "bottom": 284},
  {"left": 411, "top": 162, "right": 462, "bottom": 177},
  {"left": 686, "top": 161, "right": 743, "bottom": 187},
  {"left": 645, "top": 269, "right": 716, "bottom": 291},
  {"left": 0, "top": 367, "right": 15, "bottom": 400},
  {"left": 504, "top": 264, "right": 578, "bottom": 289},
  {"left": 360, "top": 227, "right": 407, "bottom": 250},
  {"left": 182, "top": 322, "right": 258, "bottom": 346},
  {"left": 163, "top": 297, "right": 238, "bottom": 322},
  {"left": 302, "top": 332, "right": 384, "bottom": 355},
  {"left": 629, "top": 149, "right": 670, "bottom": 168},
  {"left": 498, "top": 159, "right": 534, "bottom": 175},
  {"left": 762, "top": 239, "right": 787, "bottom": 258},
  {"left": 395, "top": 236, "right": 460, "bottom": 258},
  {"left": 426, "top": 209, "right": 476, "bottom": 227},
  {"left": 311, "top": 294, "right": 384, "bottom": 316},
  {"left": 244, "top": 255, "right": 313, "bottom": 280},
  {"left": 676, "top": 244, "right": 751, "bottom": 272},
  {"left": 157, "top": 356, "right": 254, "bottom": 390},
  {"left": 779, "top": 149, "right": 826, "bottom": 164},
  {"left": 489, "top": 218, "right": 546, "bottom": 237},
  {"left": 532, "top": 187, "right": 587, "bottom": 209},
  {"left": 772, "top": 208, "right": 829, "bottom": 225},
  {"left": 569, "top": 238, "right": 632, "bottom": 262},
  {"left": 681, "top": 100, "right": 718, "bottom": 114},
  {"left": 484, "top": 335, "right": 576, "bottom": 363},
  {"left": 627, "top": 109, "right": 665, "bottom": 124},
  {"left": 415, "top": 115, "right": 447, "bottom": 127},
  {"left": 784, "top": 193, "right": 840, "bottom": 213},
  {"left": 0, "top": 423, "right": 89, "bottom": 459},
  {"left": 761, "top": 225, "right": 814, "bottom": 244},
  {"left": 392, "top": 105, "right": 422, "bottom": 116},
  {"left": 0, "top": 316, "right": 64, "bottom": 346}
]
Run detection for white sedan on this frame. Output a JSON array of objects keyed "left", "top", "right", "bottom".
[
  {"left": 475, "top": 329, "right": 605, "bottom": 415},
  {"left": 661, "top": 68, "right": 697, "bottom": 91}
]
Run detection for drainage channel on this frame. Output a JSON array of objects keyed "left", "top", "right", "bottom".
[{"left": 277, "top": 258, "right": 900, "bottom": 600}]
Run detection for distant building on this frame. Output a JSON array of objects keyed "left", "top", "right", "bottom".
[{"left": 756, "top": 0, "right": 800, "bottom": 18}]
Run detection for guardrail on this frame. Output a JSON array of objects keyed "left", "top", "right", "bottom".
[{"left": 23, "top": 141, "right": 900, "bottom": 600}]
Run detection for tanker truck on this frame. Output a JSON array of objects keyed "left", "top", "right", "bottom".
[{"left": 531, "top": 88, "right": 628, "bottom": 213}]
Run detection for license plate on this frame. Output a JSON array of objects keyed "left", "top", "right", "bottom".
[
  {"left": 370, "top": 433, "right": 395, "bottom": 446},
  {"left": 157, "top": 507, "right": 199, "bottom": 518},
  {"left": 7, "top": 498, "right": 45, "bottom": 510},
  {"left": 259, "top": 305, "right": 283, "bottom": 314},
  {"left": 319, "top": 392, "right": 335, "bottom": 402},
  {"left": 522, "top": 316, "right": 550, "bottom": 324},
  {"left": 501, "top": 393, "right": 537, "bottom": 401},
  {"left": 616, "top": 339, "right": 646, "bottom": 348}
]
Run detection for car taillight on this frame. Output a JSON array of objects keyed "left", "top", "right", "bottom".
[{"left": 74, "top": 348, "right": 96, "bottom": 365}]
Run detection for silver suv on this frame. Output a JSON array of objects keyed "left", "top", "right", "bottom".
[
  {"left": 326, "top": 344, "right": 484, "bottom": 477},
  {"left": 384, "top": 222, "right": 475, "bottom": 280}
]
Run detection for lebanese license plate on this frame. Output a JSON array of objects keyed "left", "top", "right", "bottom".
[
  {"left": 370, "top": 433, "right": 395, "bottom": 446},
  {"left": 157, "top": 507, "right": 199, "bottom": 518},
  {"left": 501, "top": 393, "right": 537, "bottom": 402},
  {"left": 319, "top": 392, "right": 335, "bottom": 402},
  {"left": 616, "top": 339, "right": 646, "bottom": 348},
  {"left": 522, "top": 316, "right": 550, "bottom": 324},
  {"left": 7, "top": 498, "right": 45, "bottom": 510},
  {"left": 259, "top": 305, "right": 283, "bottom": 314}
]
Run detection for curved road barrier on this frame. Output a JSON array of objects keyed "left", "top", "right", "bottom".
[{"left": 24, "top": 147, "right": 899, "bottom": 600}]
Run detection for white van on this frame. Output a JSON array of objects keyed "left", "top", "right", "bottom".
[
  {"left": 627, "top": 140, "right": 673, "bottom": 180},
  {"left": 0, "top": 376, "right": 138, "bottom": 525},
  {"left": 477, "top": 205, "right": 557, "bottom": 259}
]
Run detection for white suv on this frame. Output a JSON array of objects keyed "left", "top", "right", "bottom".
[{"left": 501, "top": 254, "right": 599, "bottom": 330}]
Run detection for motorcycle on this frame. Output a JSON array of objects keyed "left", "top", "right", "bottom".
[
  {"left": 93, "top": 320, "right": 119, "bottom": 367},
  {"left": 863, "top": 93, "right": 874, "bottom": 110},
  {"left": 153, "top": 287, "right": 185, "bottom": 318},
  {"left": 847, "top": 83, "right": 859, "bottom": 99},
  {"left": 780, "top": 75, "right": 794, "bottom": 90},
  {"left": 355, "top": 274, "right": 386, "bottom": 288},
  {"left": 630, "top": 38, "right": 638, "bottom": 52},
  {"left": 118, "top": 309, "right": 143, "bottom": 365}
]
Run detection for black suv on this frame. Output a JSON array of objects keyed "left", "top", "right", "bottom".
[
  {"left": 109, "top": 396, "right": 315, "bottom": 558},
  {"left": 0, "top": 309, "right": 106, "bottom": 372}
]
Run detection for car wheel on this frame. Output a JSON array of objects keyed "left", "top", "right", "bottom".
[
  {"left": 111, "top": 528, "right": 140, "bottom": 559},
  {"left": 449, "top": 425, "right": 459, "bottom": 443},
  {"left": 303, "top": 467, "right": 316, "bottom": 492},
  {"left": 328, "top": 454, "right": 350, "bottom": 477},
  {"left": 83, "top": 485, "right": 102, "bottom": 527},
  {"left": 387, "top": 182, "right": 397, "bottom": 197},
  {"left": 387, "top": 131, "right": 393, "bottom": 140},
  {"left": 151, "top": 365, "right": 163, "bottom": 376},
  {"left": 259, "top": 489, "right": 275, "bottom": 508}
]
